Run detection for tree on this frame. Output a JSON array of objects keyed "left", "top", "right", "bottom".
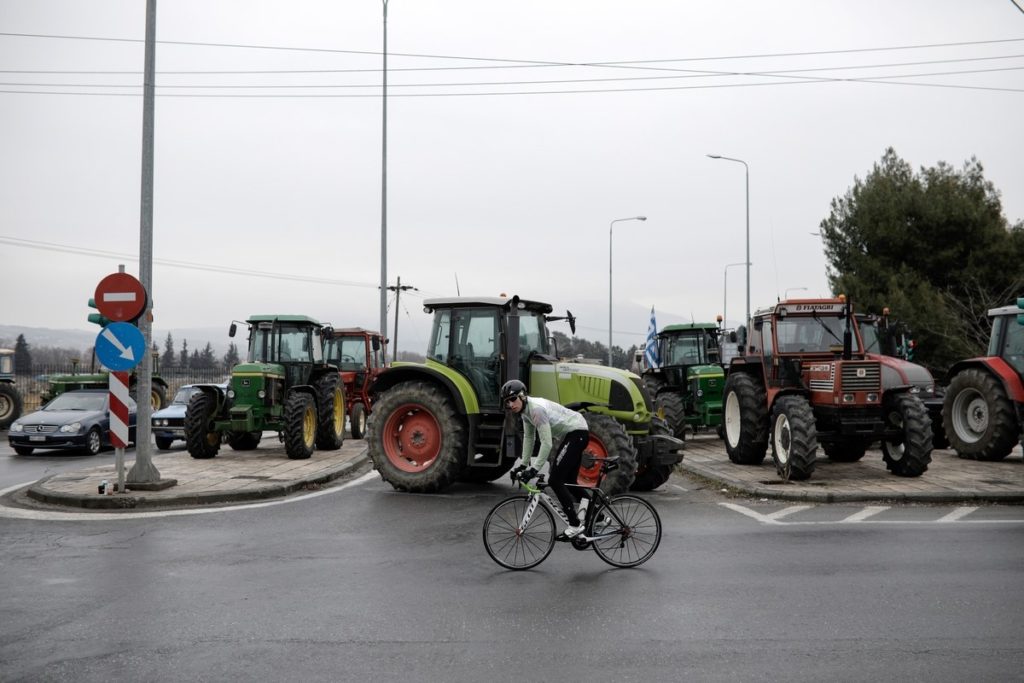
[
  {"left": 199, "top": 342, "right": 217, "bottom": 370},
  {"left": 13, "top": 334, "right": 32, "bottom": 374},
  {"left": 179, "top": 339, "right": 190, "bottom": 369},
  {"left": 820, "top": 147, "right": 1024, "bottom": 374},
  {"left": 163, "top": 333, "right": 175, "bottom": 368},
  {"left": 223, "top": 342, "right": 240, "bottom": 371}
]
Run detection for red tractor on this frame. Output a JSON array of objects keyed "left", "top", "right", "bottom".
[
  {"left": 942, "top": 299, "right": 1024, "bottom": 460},
  {"left": 722, "top": 297, "right": 932, "bottom": 481},
  {"left": 324, "top": 328, "right": 388, "bottom": 439}
]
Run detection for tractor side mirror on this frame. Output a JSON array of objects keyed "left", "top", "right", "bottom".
[
  {"left": 372, "top": 337, "right": 381, "bottom": 352},
  {"left": 229, "top": 323, "right": 237, "bottom": 338}
]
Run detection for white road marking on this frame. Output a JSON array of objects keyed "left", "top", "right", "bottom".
[
  {"left": 840, "top": 505, "right": 888, "bottom": 523},
  {"left": 937, "top": 506, "right": 978, "bottom": 522},
  {"left": 0, "top": 471, "right": 377, "bottom": 522},
  {"left": 671, "top": 484, "right": 688, "bottom": 492},
  {"left": 719, "top": 502, "right": 1024, "bottom": 525}
]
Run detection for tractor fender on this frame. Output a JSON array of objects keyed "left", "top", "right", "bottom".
[
  {"left": 368, "top": 363, "right": 480, "bottom": 415},
  {"left": 193, "top": 383, "right": 229, "bottom": 414},
  {"left": 945, "top": 357, "right": 1024, "bottom": 403}
]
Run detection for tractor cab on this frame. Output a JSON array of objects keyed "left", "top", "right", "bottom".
[
  {"left": 425, "top": 297, "right": 555, "bottom": 409},
  {"left": 986, "top": 304, "right": 1024, "bottom": 377},
  {"left": 323, "top": 327, "right": 388, "bottom": 439},
  {"left": 235, "top": 315, "right": 329, "bottom": 391}
]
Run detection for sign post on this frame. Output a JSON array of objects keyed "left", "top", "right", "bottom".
[{"left": 108, "top": 371, "right": 131, "bottom": 495}]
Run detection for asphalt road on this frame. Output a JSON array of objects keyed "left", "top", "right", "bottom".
[{"left": 1, "top": 459, "right": 1022, "bottom": 682}]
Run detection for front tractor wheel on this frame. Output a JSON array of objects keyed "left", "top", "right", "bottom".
[
  {"left": 284, "top": 392, "right": 317, "bottom": 460},
  {"left": 629, "top": 417, "right": 674, "bottom": 492},
  {"left": 655, "top": 392, "right": 687, "bottom": 440},
  {"left": 882, "top": 393, "right": 932, "bottom": 477},
  {"left": 350, "top": 402, "right": 366, "bottom": 439},
  {"left": 314, "top": 373, "right": 345, "bottom": 451},
  {"left": 0, "top": 383, "right": 24, "bottom": 430},
  {"left": 365, "top": 381, "right": 466, "bottom": 493},
  {"left": 576, "top": 413, "right": 638, "bottom": 495},
  {"left": 770, "top": 396, "right": 818, "bottom": 481},
  {"left": 722, "top": 373, "right": 769, "bottom": 465},
  {"left": 184, "top": 392, "right": 221, "bottom": 459},
  {"left": 942, "top": 368, "right": 1019, "bottom": 461}
]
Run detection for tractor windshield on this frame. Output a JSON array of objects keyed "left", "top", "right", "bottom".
[
  {"left": 777, "top": 315, "right": 861, "bottom": 354},
  {"left": 248, "top": 323, "right": 323, "bottom": 364},
  {"left": 326, "top": 336, "right": 367, "bottom": 372},
  {"left": 991, "top": 314, "right": 1024, "bottom": 375},
  {"left": 663, "top": 330, "right": 719, "bottom": 365}
]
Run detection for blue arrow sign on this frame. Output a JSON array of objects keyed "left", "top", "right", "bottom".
[{"left": 95, "top": 322, "right": 146, "bottom": 372}]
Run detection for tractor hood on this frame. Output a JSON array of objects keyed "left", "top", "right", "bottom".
[
  {"left": 232, "top": 362, "right": 286, "bottom": 378},
  {"left": 874, "top": 355, "right": 935, "bottom": 392}
]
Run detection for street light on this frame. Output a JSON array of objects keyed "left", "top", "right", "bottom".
[
  {"left": 723, "top": 262, "right": 745, "bottom": 329},
  {"left": 707, "top": 154, "right": 750, "bottom": 330},
  {"left": 609, "top": 215, "right": 647, "bottom": 366},
  {"left": 784, "top": 286, "right": 808, "bottom": 300}
]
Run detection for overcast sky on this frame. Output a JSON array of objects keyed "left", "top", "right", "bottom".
[{"left": 2, "top": 0, "right": 1022, "bottom": 354}]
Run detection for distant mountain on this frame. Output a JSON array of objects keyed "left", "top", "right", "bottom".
[{"left": 0, "top": 324, "right": 232, "bottom": 356}]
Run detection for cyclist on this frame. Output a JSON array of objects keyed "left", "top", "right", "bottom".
[{"left": 501, "top": 379, "right": 591, "bottom": 538}]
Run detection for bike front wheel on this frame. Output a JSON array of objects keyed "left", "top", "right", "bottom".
[
  {"left": 483, "top": 495, "right": 556, "bottom": 570},
  {"left": 592, "top": 494, "right": 662, "bottom": 568}
]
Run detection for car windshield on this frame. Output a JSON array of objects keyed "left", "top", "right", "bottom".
[
  {"left": 171, "top": 387, "right": 198, "bottom": 405},
  {"left": 46, "top": 392, "right": 106, "bottom": 411}
]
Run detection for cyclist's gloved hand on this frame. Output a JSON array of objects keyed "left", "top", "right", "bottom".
[
  {"left": 510, "top": 464, "right": 526, "bottom": 481},
  {"left": 520, "top": 467, "right": 538, "bottom": 484}
]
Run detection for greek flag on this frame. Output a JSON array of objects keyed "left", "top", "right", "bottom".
[{"left": 644, "top": 306, "right": 660, "bottom": 369}]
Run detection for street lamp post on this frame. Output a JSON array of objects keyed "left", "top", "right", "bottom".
[
  {"left": 707, "top": 154, "right": 750, "bottom": 330},
  {"left": 723, "top": 261, "right": 745, "bottom": 329},
  {"left": 608, "top": 215, "right": 647, "bottom": 366}
]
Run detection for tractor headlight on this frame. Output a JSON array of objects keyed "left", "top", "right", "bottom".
[
  {"left": 867, "top": 393, "right": 879, "bottom": 402},
  {"left": 842, "top": 393, "right": 854, "bottom": 403},
  {"left": 258, "top": 390, "right": 267, "bottom": 399},
  {"left": 60, "top": 422, "right": 82, "bottom": 433},
  {"left": 696, "top": 389, "right": 704, "bottom": 398},
  {"left": 227, "top": 389, "right": 235, "bottom": 399},
  {"left": 909, "top": 386, "right": 920, "bottom": 394}
]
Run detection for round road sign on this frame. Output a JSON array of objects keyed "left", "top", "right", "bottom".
[{"left": 94, "top": 272, "right": 147, "bottom": 322}]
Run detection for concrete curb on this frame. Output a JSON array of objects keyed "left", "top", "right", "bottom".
[
  {"left": 24, "top": 453, "right": 374, "bottom": 511},
  {"left": 679, "top": 459, "right": 1024, "bottom": 504}
]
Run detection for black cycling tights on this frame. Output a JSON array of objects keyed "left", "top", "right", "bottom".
[{"left": 548, "top": 429, "right": 591, "bottom": 526}]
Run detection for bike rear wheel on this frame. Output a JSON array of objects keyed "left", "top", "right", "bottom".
[
  {"left": 591, "top": 495, "right": 662, "bottom": 568},
  {"left": 483, "top": 495, "right": 556, "bottom": 570}
]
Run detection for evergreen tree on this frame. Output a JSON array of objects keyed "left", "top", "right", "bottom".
[
  {"left": 179, "top": 340, "right": 190, "bottom": 369},
  {"left": 13, "top": 334, "right": 32, "bottom": 374},
  {"left": 199, "top": 342, "right": 216, "bottom": 370},
  {"left": 163, "top": 333, "right": 175, "bottom": 368},
  {"left": 223, "top": 342, "right": 240, "bottom": 371},
  {"left": 821, "top": 147, "right": 1024, "bottom": 374}
]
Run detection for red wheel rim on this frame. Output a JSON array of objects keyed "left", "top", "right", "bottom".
[
  {"left": 576, "top": 434, "right": 609, "bottom": 487},
  {"left": 381, "top": 402, "right": 442, "bottom": 473}
]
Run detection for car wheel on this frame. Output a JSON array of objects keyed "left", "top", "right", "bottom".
[
  {"left": 86, "top": 428, "right": 103, "bottom": 456},
  {"left": 13, "top": 446, "right": 33, "bottom": 456},
  {"left": 155, "top": 436, "right": 174, "bottom": 450}
]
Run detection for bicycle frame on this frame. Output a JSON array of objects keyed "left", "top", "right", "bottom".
[{"left": 517, "top": 480, "right": 625, "bottom": 544}]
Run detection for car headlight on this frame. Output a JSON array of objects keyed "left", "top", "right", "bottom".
[
  {"left": 10, "top": 423, "right": 23, "bottom": 432},
  {"left": 59, "top": 422, "right": 82, "bottom": 433}
]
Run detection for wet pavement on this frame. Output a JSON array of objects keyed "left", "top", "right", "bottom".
[{"left": 3, "top": 433, "right": 1023, "bottom": 513}]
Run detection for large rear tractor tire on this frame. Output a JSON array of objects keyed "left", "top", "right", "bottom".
[
  {"left": 576, "top": 413, "right": 638, "bottom": 495},
  {"left": 630, "top": 417, "right": 674, "bottom": 492},
  {"left": 0, "top": 383, "right": 23, "bottom": 430},
  {"left": 823, "top": 440, "right": 868, "bottom": 462},
  {"left": 228, "top": 431, "right": 262, "bottom": 451},
  {"left": 365, "top": 381, "right": 467, "bottom": 493},
  {"left": 770, "top": 395, "right": 818, "bottom": 481},
  {"left": 284, "top": 392, "right": 317, "bottom": 460},
  {"left": 350, "top": 402, "right": 366, "bottom": 440},
  {"left": 185, "top": 392, "right": 221, "bottom": 459},
  {"left": 655, "top": 392, "right": 687, "bottom": 440},
  {"left": 722, "top": 373, "right": 769, "bottom": 465},
  {"left": 314, "top": 373, "right": 345, "bottom": 451},
  {"left": 942, "top": 368, "right": 1018, "bottom": 461},
  {"left": 882, "top": 393, "right": 932, "bottom": 477}
]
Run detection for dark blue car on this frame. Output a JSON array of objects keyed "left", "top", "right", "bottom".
[{"left": 7, "top": 389, "right": 137, "bottom": 456}]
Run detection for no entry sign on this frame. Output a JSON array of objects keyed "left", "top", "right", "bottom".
[{"left": 94, "top": 272, "right": 147, "bottom": 323}]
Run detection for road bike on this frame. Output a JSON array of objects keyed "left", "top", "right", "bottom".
[{"left": 482, "top": 456, "right": 662, "bottom": 570}]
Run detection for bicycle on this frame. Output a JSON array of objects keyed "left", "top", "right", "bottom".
[{"left": 482, "top": 456, "right": 662, "bottom": 570}]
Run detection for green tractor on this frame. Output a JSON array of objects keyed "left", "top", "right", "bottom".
[
  {"left": 184, "top": 315, "right": 346, "bottom": 460},
  {"left": 641, "top": 323, "right": 726, "bottom": 439},
  {"left": 0, "top": 348, "right": 23, "bottom": 430},
  {"left": 41, "top": 355, "right": 170, "bottom": 411},
  {"left": 365, "top": 296, "right": 683, "bottom": 494}
]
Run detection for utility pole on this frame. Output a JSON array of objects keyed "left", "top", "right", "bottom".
[{"left": 387, "top": 277, "right": 417, "bottom": 364}]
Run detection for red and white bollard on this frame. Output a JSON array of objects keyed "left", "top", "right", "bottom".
[{"left": 109, "top": 371, "right": 131, "bottom": 494}]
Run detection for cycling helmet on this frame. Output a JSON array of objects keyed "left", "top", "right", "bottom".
[{"left": 500, "top": 379, "right": 527, "bottom": 406}]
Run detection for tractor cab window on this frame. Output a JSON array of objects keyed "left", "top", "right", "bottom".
[
  {"left": 447, "top": 308, "right": 501, "bottom": 406},
  {"left": 705, "top": 331, "right": 721, "bottom": 363},
  {"left": 518, "top": 314, "right": 548, "bottom": 358},
  {"left": 667, "top": 335, "right": 701, "bottom": 365},
  {"left": 993, "top": 315, "right": 1024, "bottom": 375},
  {"left": 249, "top": 323, "right": 320, "bottom": 364},
  {"left": 776, "top": 315, "right": 858, "bottom": 354},
  {"left": 328, "top": 336, "right": 368, "bottom": 372},
  {"left": 0, "top": 353, "right": 12, "bottom": 375},
  {"left": 429, "top": 310, "right": 453, "bottom": 363}
]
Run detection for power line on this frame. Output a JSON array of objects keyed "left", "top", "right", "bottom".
[{"left": 0, "top": 235, "right": 379, "bottom": 288}]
